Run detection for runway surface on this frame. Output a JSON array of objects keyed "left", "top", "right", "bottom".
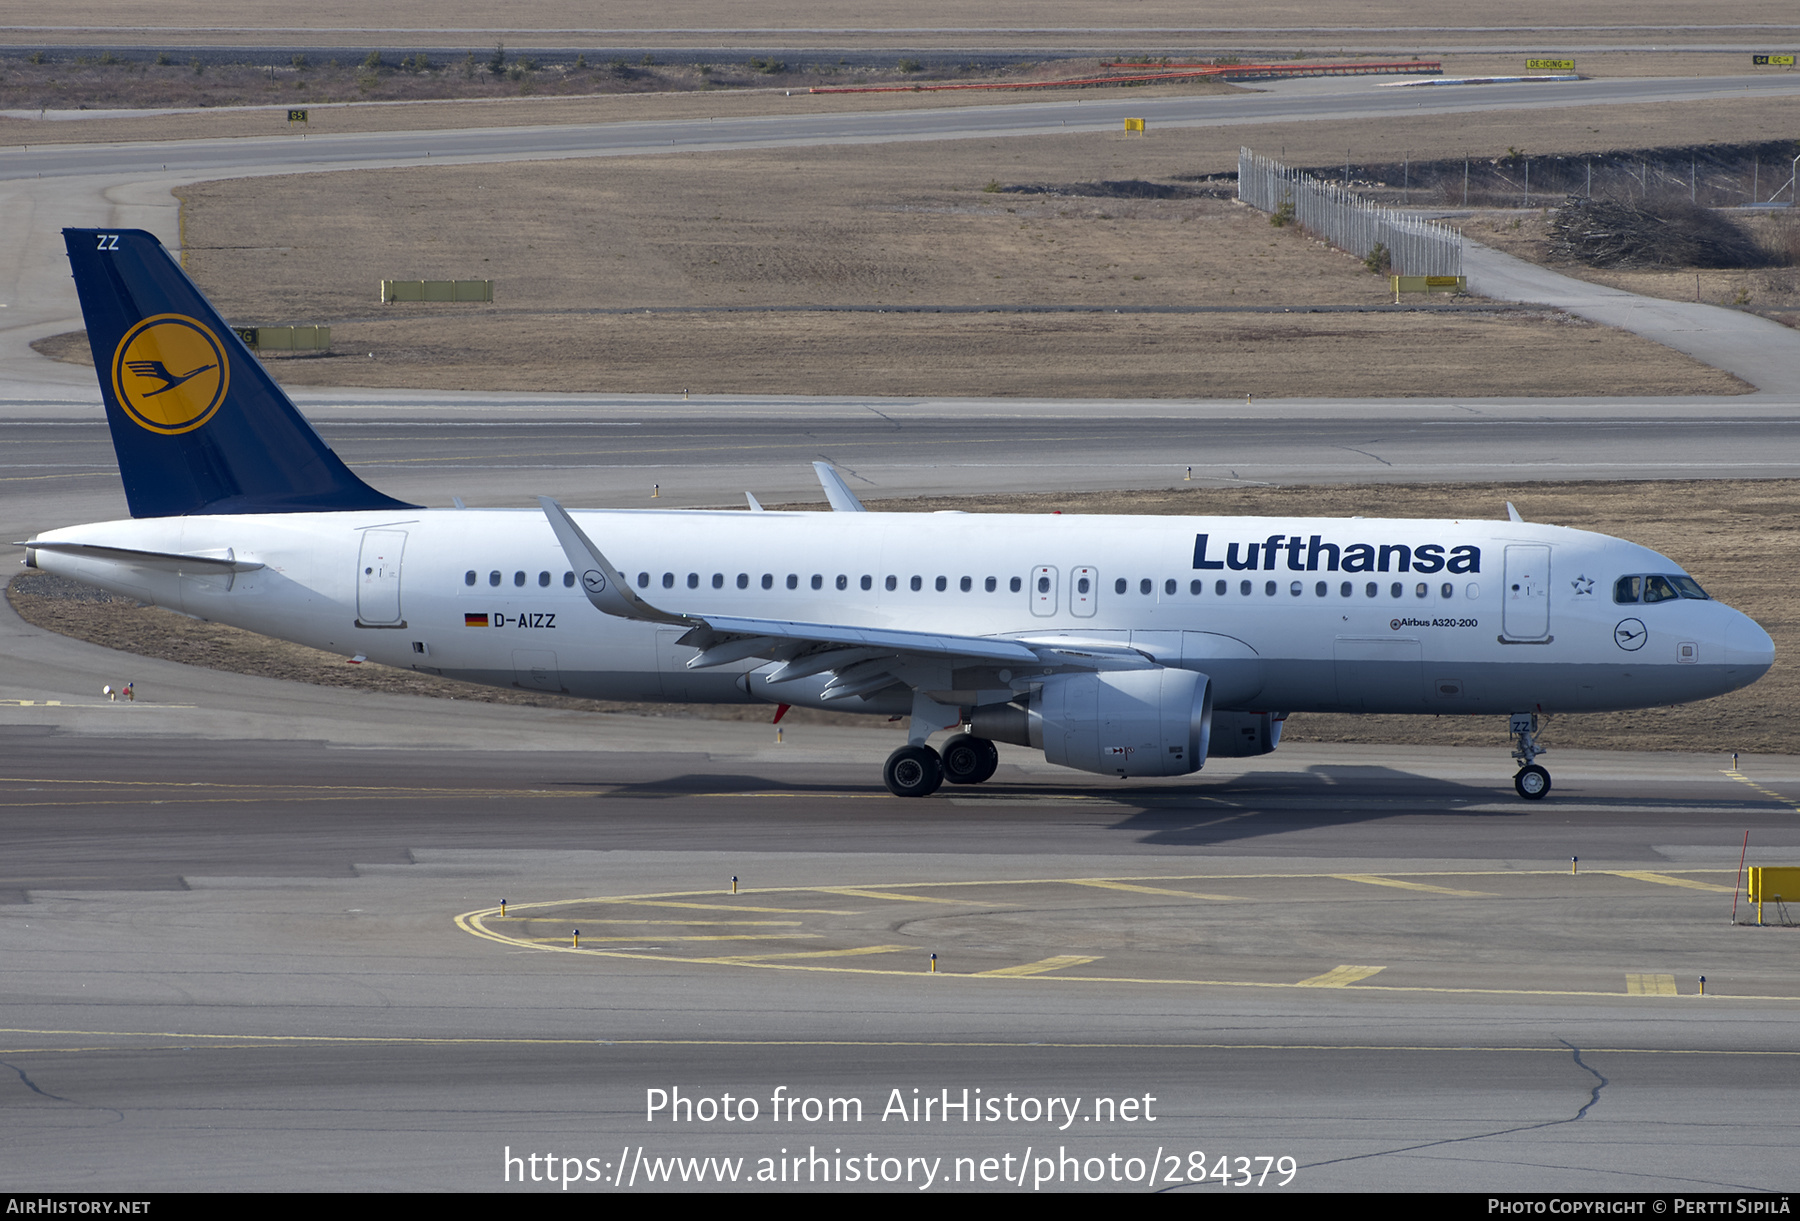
[
  {"left": 4, "top": 577, "right": 1799, "bottom": 1192},
  {"left": 3, "top": 662, "right": 1798, "bottom": 1191}
]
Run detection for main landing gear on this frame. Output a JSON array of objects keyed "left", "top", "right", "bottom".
[
  {"left": 882, "top": 733, "right": 999, "bottom": 797},
  {"left": 1509, "top": 712, "right": 1552, "bottom": 800}
]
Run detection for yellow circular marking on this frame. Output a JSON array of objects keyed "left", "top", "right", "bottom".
[{"left": 110, "top": 314, "right": 229, "bottom": 435}]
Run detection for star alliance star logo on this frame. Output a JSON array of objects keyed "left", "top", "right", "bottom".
[{"left": 1571, "top": 575, "right": 1595, "bottom": 596}]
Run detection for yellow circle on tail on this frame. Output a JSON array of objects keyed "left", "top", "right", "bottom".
[{"left": 111, "top": 314, "right": 229, "bottom": 435}]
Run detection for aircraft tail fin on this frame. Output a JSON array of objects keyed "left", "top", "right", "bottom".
[{"left": 62, "top": 228, "right": 415, "bottom": 518}]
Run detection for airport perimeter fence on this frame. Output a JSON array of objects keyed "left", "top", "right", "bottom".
[{"left": 1237, "top": 148, "right": 1464, "bottom": 277}]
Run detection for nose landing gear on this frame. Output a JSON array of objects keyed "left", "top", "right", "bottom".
[{"left": 1509, "top": 713, "right": 1551, "bottom": 800}]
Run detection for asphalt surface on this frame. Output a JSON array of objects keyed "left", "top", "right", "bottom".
[{"left": 3, "top": 635, "right": 1798, "bottom": 1191}]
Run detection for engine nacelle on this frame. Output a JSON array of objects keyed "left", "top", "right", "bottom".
[
  {"left": 1206, "top": 711, "right": 1286, "bottom": 757},
  {"left": 971, "top": 668, "right": 1212, "bottom": 778}
]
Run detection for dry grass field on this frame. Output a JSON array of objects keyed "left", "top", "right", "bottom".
[
  {"left": 51, "top": 133, "right": 1726, "bottom": 399},
  {"left": 13, "top": 478, "right": 1794, "bottom": 754}
]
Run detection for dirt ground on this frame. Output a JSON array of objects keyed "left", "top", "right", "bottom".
[
  {"left": 37, "top": 136, "right": 1727, "bottom": 399},
  {"left": 13, "top": 478, "right": 1794, "bottom": 754}
]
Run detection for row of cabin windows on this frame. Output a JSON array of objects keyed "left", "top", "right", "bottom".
[
  {"left": 633, "top": 572, "right": 1032, "bottom": 593},
  {"left": 462, "top": 569, "right": 1474, "bottom": 602},
  {"left": 466, "top": 570, "right": 576, "bottom": 588},
  {"left": 1096, "top": 576, "right": 1474, "bottom": 600}
]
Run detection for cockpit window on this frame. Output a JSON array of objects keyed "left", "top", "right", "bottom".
[{"left": 1616, "top": 573, "right": 1710, "bottom": 604}]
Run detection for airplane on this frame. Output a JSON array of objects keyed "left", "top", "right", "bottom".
[{"left": 20, "top": 228, "right": 1776, "bottom": 799}]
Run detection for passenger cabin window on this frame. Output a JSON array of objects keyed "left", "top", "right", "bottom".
[
  {"left": 985, "top": 577, "right": 997, "bottom": 593},
  {"left": 1010, "top": 577, "right": 1022, "bottom": 593},
  {"left": 464, "top": 570, "right": 477, "bottom": 586},
  {"left": 489, "top": 571, "right": 502, "bottom": 587},
  {"left": 538, "top": 571, "right": 551, "bottom": 587},
  {"left": 762, "top": 574, "right": 773, "bottom": 590},
  {"left": 563, "top": 572, "right": 575, "bottom": 588},
  {"left": 1114, "top": 578, "right": 1127, "bottom": 595},
  {"left": 787, "top": 574, "right": 798, "bottom": 590},
  {"left": 738, "top": 574, "right": 749, "bottom": 589},
  {"left": 513, "top": 571, "right": 526, "bottom": 587}
]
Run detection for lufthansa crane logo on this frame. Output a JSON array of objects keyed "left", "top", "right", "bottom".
[{"left": 110, "top": 314, "right": 229, "bottom": 435}]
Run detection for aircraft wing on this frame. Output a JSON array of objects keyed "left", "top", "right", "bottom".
[{"left": 539, "top": 498, "right": 1149, "bottom": 701}]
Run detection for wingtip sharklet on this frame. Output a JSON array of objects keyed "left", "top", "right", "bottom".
[
  {"left": 537, "top": 497, "right": 691, "bottom": 626},
  {"left": 812, "top": 462, "right": 867, "bottom": 512}
]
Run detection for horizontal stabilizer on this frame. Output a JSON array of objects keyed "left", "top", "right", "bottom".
[{"left": 20, "top": 540, "right": 264, "bottom": 572}]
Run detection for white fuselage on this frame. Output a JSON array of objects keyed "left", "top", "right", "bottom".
[{"left": 29, "top": 507, "right": 1774, "bottom": 718}]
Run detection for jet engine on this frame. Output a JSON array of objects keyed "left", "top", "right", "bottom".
[{"left": 970, "top": 667, "right": 1212, "bottom": 778}]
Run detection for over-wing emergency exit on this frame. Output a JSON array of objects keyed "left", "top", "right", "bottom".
[{"left": 22, "top": 229, "right": 1776, "bottom": 798}]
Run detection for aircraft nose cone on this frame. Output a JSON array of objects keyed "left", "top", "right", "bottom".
[{"left": 1725, "top": 612, "right": 1775, "bottom": 675}]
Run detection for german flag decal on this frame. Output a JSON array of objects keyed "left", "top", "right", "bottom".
[{"left": 464, "top": 612, "right": 489, "bottom": 627}]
